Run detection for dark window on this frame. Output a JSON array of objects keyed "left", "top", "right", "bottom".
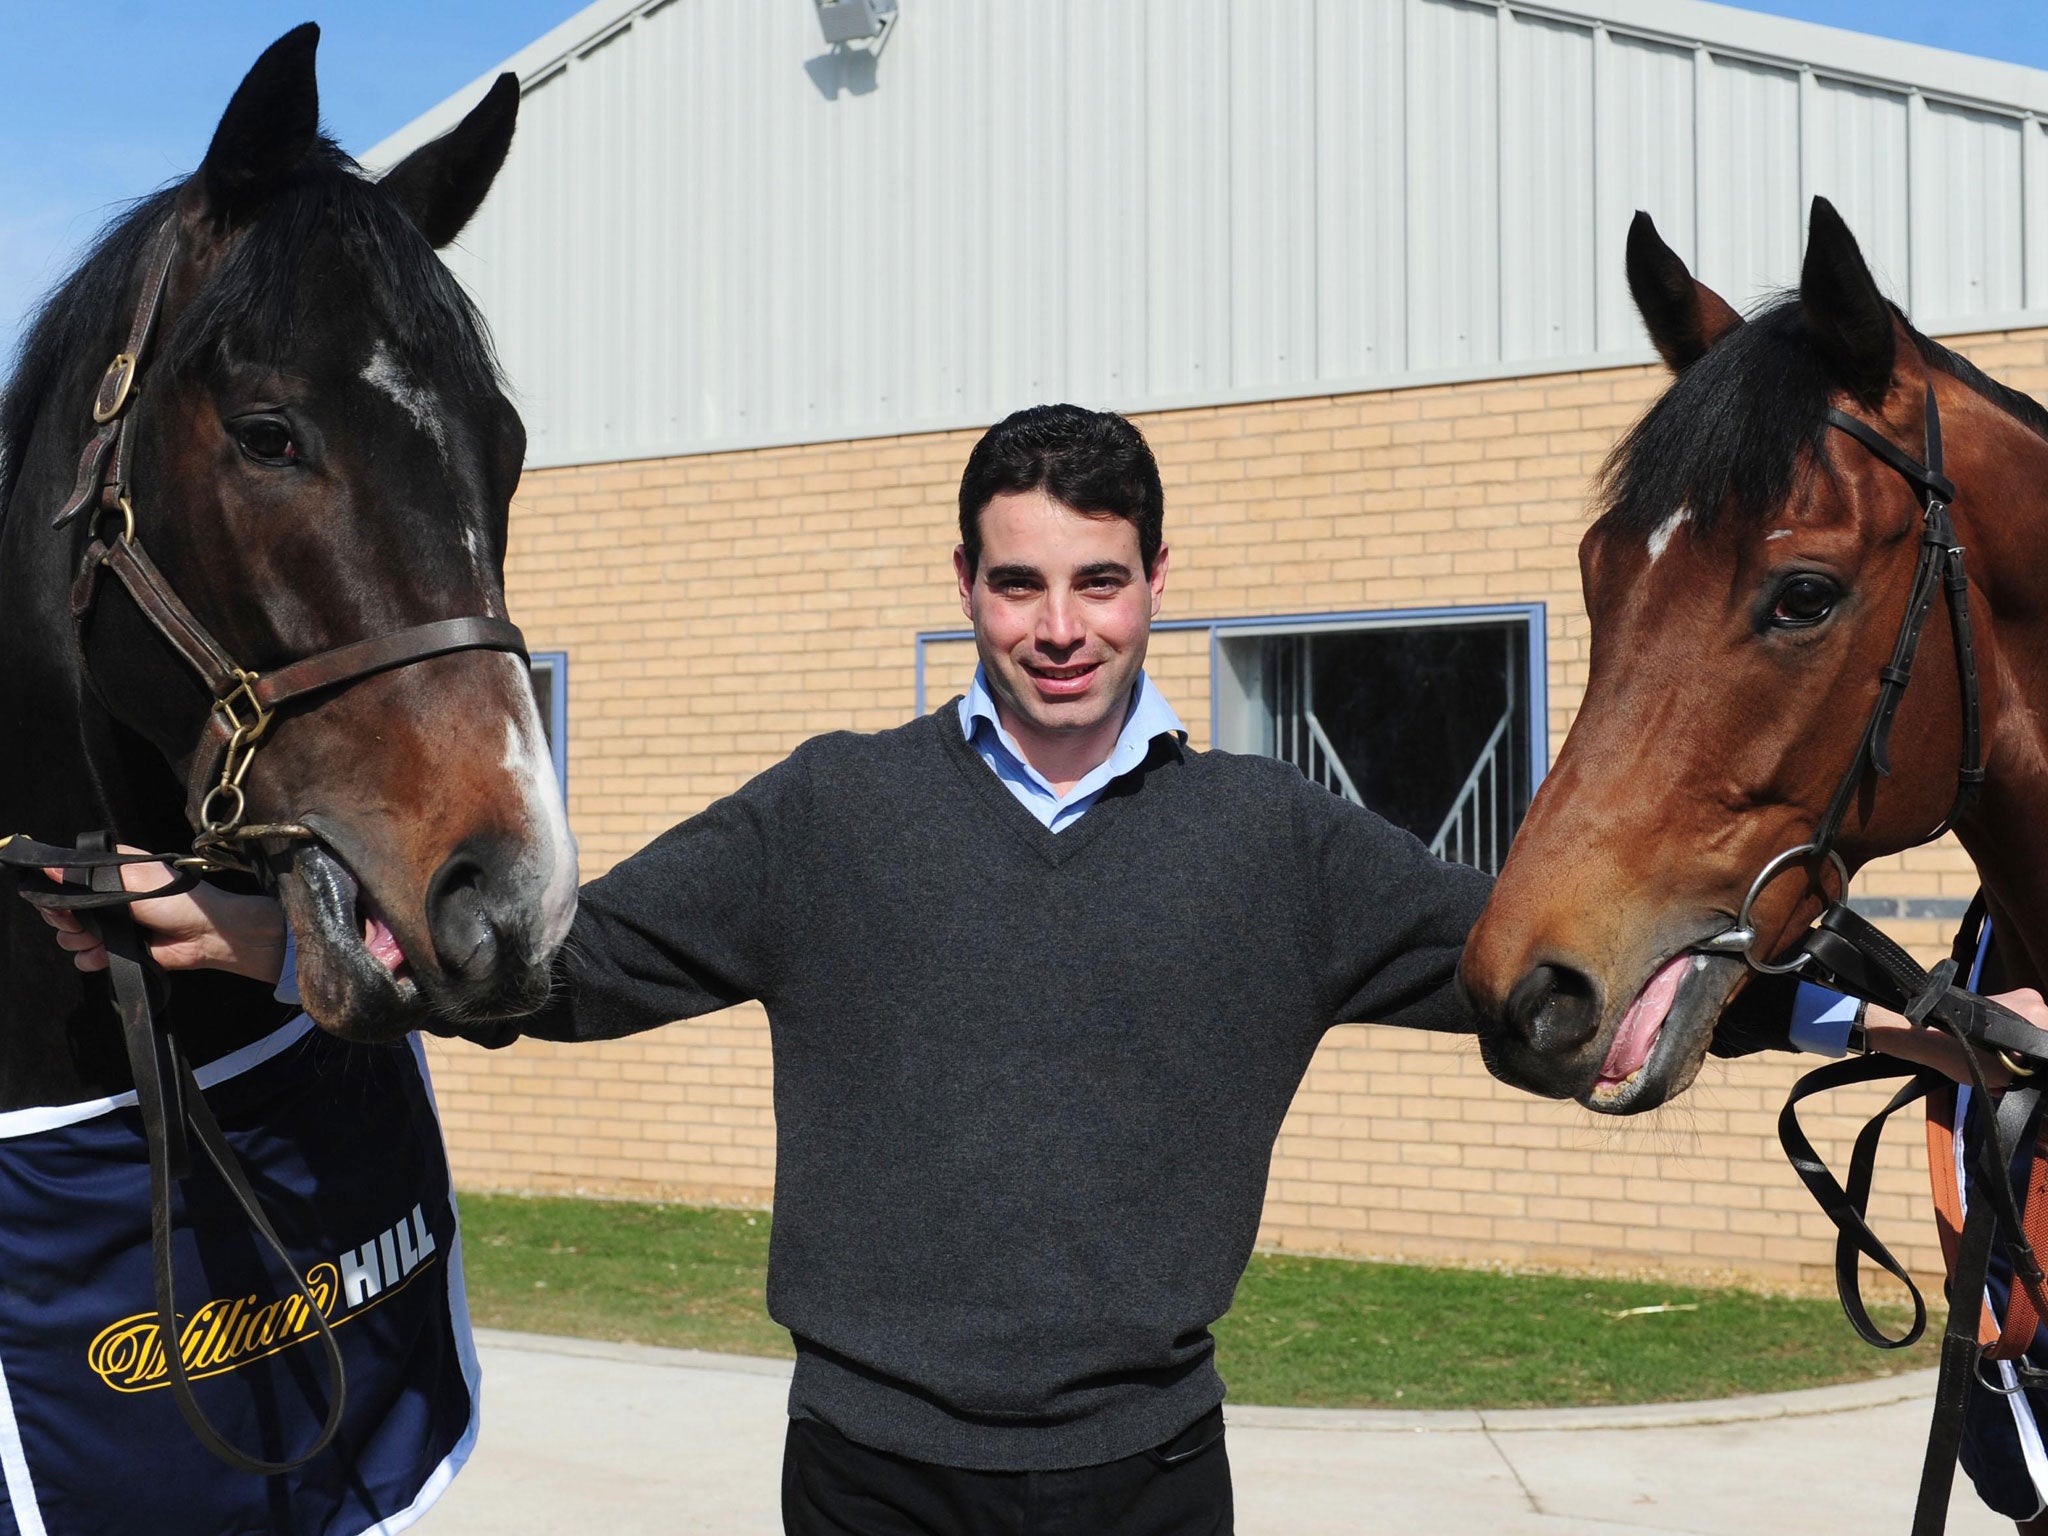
[{"left": 1218, "top": 618, "right": 1534, "bottom": 873}]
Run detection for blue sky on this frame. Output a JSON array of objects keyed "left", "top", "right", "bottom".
[
  {"left": 0, "top": 2, "right": 577, "bottom": 365},
  {"left": 3, "top": 0, "right": 2048, "bottom": 368}
]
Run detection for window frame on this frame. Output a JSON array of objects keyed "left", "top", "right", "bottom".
[
  {"left": 528, "top": 649, "right": 570, "bottom": 799},
  {"left": 912, "top": 603, "right": 1548, "bottom": 802}
]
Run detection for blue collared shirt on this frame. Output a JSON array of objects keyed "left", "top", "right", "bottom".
[
  {"left": 958, "top": 666, "right": 1186, "bottom": 834},
  {"left": 1789, "top": 982, "right": 1860, "bottom": 1056}
]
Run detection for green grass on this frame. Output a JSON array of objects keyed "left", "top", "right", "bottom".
[
  {"left": 1214, "top": 1254, "right": 1931, "bottom": 1408},
  {"left": 462, "top": 1195, "right": 793, "bottom": 1359},
  {"left": 457, "top": 1194, "right": 1936, "bottom": 1409}
]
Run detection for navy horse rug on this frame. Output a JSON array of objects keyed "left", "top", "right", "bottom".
[{"left": 0, "top": 1018, "right": 474, "bottom": 1536}]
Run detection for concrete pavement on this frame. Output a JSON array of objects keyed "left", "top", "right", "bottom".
[{"left": 417, "top": 1330, "right": 2011, "bottom": 1534}]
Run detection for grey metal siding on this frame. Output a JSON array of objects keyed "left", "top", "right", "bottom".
[{"left": 371, "top": 0, "right": 2048, "bottom": 468}]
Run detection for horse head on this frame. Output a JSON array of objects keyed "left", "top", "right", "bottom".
[
  {"left": 1460, "top": 197, "right": 2048, "bottom": 1113},
  {"left": 2, "top": 26, "right": 575, "bottom": 1044}
]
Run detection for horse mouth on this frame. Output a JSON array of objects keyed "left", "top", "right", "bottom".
[
  {"left": 1580, "top": 950, "right": 1747, "bottom": 1115},
  {"left": 273, "top": 841, "right": 422, "bottom": 1041}
]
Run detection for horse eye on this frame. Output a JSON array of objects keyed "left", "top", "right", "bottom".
[
  {"left": 234, "top": 417, "right": 297, "bottom": 465},
  {"left": 1770, "top": 575, "right": 1839, "bottom": 629}
]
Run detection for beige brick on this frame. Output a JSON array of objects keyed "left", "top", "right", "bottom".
[{"left": 446, "top": 341, "right": 2048, "bottom": 1284}]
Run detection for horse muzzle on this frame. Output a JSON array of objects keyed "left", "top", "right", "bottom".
[
  {"left": 1471, "top": 948, "right": 1749, "bottom": 1113},
  {"left": 275, "top": 832, "right": 560, "bottom": 1041}
]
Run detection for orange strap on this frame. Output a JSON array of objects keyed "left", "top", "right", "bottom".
[
  {"left": 1988, "top": 1121, "right": 2048, "bottom": 1361},
  {"left": 1924, "top": 1085, "right": 1997, "bottom": 1348},
  {"left": 1924, "top": 1086, "right": 2048, "bottom": 1359}
]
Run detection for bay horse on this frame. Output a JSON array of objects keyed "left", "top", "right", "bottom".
[
  {"left": 1459, "top": 199, "right": 2048, "bottom": 1530},
  {"left": 0, "top": 25, "right": 574, "bottom": 1534},
  {"left": 1461, "top": 197, "right": 2048, "bottom": 1113}
]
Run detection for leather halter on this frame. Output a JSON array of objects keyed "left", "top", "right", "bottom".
[
  {"left": 1708, "top": 382, "right": 1984, "bottom": 973},
  {"left": 52, "top": 216, "right": 528, "bottom": 873},
  {"left": 0, "top": 215, "right": 531, "bottom": 1475}
]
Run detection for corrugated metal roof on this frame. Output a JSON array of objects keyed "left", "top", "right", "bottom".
[{"left": 369, "top": 0, "right": 2048, "bottom": 469}]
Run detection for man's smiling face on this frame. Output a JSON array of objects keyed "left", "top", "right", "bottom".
[{"left": 956, "top": 489, "right": 1168, "bottom": 755}]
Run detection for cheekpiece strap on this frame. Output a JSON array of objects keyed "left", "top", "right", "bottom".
[{"left": 50, "top": 217, "right": 180, "bottom": 530}]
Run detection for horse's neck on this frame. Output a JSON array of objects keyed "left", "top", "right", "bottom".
[
  {"left": 1956, "top": 612, "right": 2048, "bottom": 992},
  {"left": 0, "top": 423, "right": 283, "bottom": 1112},
  {"left": 1959, "top": 787, "right": 2048, "bottom": 994}
]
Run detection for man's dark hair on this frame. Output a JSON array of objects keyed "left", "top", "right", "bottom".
[{"left": 957, "top": 404, "right": 1164, "bottom": 576}]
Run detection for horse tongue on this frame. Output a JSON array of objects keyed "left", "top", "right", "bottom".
[
  {"left": 1598, "top": 953, "right": 1692, "bottom": 1086},
  {"left": 362, "top": 911, "right": 407, "bottom": 973}
]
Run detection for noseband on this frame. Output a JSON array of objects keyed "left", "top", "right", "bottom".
[
  {"left": 1706, "top": 381, "right": 1983, "bottom": 973},
  {"left": 41, "top": 215, "right": 527, "bottom": 879}
]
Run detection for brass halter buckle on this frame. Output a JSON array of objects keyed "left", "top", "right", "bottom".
[
  {"left": 92, "top": 352, "right": 139, "bottom": 425},
  {"left": 198, "top": 671, "right": 275, "bottom": 842}
]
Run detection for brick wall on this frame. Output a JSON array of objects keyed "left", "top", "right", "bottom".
[{"left": 423, "top": 327, "right": 2048, "bottom": 1288}]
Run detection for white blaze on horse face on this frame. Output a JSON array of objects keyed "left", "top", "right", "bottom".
[
  {"left": 360, "top": 341, "right": 448, "bottom": 460},
  {"left": 498, "top": 661, "right": 578, "bottom": 953},
  {"left": 1647, "top": 507, "right": 1690, "bottom": 565}
]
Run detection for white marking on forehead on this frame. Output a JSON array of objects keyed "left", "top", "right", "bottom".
[
  {"left": 1647, "top": 507, "right": 1690, "bottom": 564},
  {"left": 461, "top": 525, "right": 489, "bottom": 584},
  {"left": 361, "top": 341, "right": 448, "bottom": 459},
  {"left": 1764, "top": 529, "right": 1794, "bottom": 541}
]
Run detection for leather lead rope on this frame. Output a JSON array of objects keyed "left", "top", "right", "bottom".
[
  {"left": 1784, "top": 899, "right": 2048, "bottom": 1536},
  {"left": 1917, "top": 1176, "right": 2003, "bottom": 1536},
  {"left": 1779, "top": 1053, "right": 1934, "bottom": 1348},
  {"left": 77, "top": 834, "right": 347, "bottom": 1475}
]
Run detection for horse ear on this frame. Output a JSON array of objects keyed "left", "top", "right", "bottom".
[
  {"left": 189, "top": 23, "right": 323, "bottom": 225},
  {"left": 1800, "top": 196, "right": 1896, "bottom": 407},
  {"left": 380, "top": 74, "right": 520, "bottom": 248},
  {"left": 1626, "top": 211, "right": 1743, "bottom": 372}
]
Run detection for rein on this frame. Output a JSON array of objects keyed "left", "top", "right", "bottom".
[
  {"left": 0, "top": 216, "right": 525, "bottom": 1475},
  {"left": 1703, "top": 382, "right": 2048, "bottom": 1535}
]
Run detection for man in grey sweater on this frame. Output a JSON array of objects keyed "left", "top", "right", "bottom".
[{"left": 44, "top": 404, "right": 1836, "bottom": 1534}]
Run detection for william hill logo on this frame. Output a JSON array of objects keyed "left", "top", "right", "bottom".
[{"left": 87, "top": 1205, "right": 437, "bottom": 1393}]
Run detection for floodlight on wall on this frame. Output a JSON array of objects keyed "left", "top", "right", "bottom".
[{"left": 815, "top": 0, "right": 898, "bottom": 57}]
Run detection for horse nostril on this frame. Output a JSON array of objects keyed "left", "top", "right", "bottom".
[
  {"left": 425, "top": 853, "right": 500, "bottom": 982},
  {"left": 1505, "top": 964, "right": 1602, "bottom": 1056}
]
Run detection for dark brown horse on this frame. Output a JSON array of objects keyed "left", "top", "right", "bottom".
[
  {"left": 0, "top": 25, "right": 579, "bottom": 1529},
  {"left": 1461, "top": 198, "right": 2048, "bottom": 1122},
  {"left": 1, "top": 24, "right": 576, "bottom": 1098}
]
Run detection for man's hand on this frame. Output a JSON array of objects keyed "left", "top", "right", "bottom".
[
  {"left": 35, "top": 849, "right": 288, "bottom": 985},
  {"left": 1863, "top": 987, "right": 2048, "bottom": 1091}
]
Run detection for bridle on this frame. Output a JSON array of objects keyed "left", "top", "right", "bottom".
[
  {"left": 0, "top": 215, "right": 527, "bottom": 1475},
  {"left": 1701, "top": 379, "right": 1983, "bottom": 976},
  {"left": 1683, "top": 379, "right": 2048, "bottom": 1535},
  {"left": 36, "top": 215, "right": 528, "bottom": 883}
]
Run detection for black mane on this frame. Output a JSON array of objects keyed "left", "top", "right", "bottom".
[
  {"left": 0, "top": 140, "right": 499, "bottom": 518},
  {"left": 1598, "top": 298, "right": 2048, "bottom": 535}
]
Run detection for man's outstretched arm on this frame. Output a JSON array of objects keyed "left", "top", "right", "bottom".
[{"left": 46, "top": 744, "right": 816, "bottom": 1047}]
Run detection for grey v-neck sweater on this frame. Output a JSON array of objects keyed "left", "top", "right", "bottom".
[{"left": 490, "top": 705, "right": 1491, "bottom": 1469}]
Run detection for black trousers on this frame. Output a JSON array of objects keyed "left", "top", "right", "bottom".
[{"left": 781, "top": 1406, "right": 1232, "bottom": 1536}]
